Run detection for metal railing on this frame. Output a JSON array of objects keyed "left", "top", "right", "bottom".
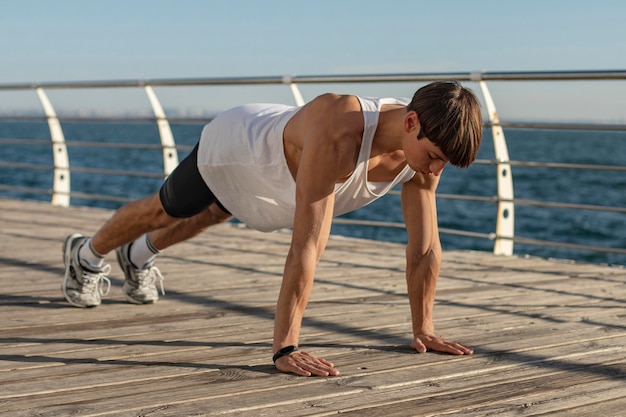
[{"left": 1, "top": 70, "right": 625, "bottom": 262}]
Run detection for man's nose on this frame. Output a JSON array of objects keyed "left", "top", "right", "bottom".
[{"left": 430, "top": 161, "right": 446, "bottom": 176}]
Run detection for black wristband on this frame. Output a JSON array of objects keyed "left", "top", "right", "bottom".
[{"left": 272, "top": 345, "right": 298, "bottom": 363}]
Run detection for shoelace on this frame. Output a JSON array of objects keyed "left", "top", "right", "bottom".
[
  {"left": 80, "top": 264, "right": 112, "bottom": 296},
  {"left": 135, "top": 265, "right": 165, "bottom": 295}
]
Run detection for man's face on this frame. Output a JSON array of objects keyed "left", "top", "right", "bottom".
[
  {"left": 401, "top": 111, "right": 449, "bottom": 176},
  {"left": 403, "top": 135, "right": 448, "bottom": 176}
]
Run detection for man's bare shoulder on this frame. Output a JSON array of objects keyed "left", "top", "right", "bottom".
[
  {"left": 309, "top": 93, "right": 360, "bottom": 110},
  {"left": 310, "top": 93, "right": 362, "bottom": 121},
  {"left": 283, "top": 94, "right": 364, "bottom": 180},
  {"left": 289, "top": 94, "right": 363, "bottom": 139}
]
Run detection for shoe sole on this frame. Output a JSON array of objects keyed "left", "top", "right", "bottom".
[
  {"left": 61, "top": 233, "right": 96, "bottom": 308},
  {"left": 116, "top": 247, "right": 156, "bottom": 305}
]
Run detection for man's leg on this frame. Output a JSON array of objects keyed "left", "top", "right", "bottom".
[
  {"left": 114, "top": 202, "right": 232, "bottom": 304},
  {"left": 119, "top": 201, "right": 232, "bottom": 274},
  {"left": 62, "top": 193, "right": 180, "bottom": 308},
  {"left": 91, "top": 192, "right": 178, "bottom": 255},
  {"left": 149, "top": 202, "right": 232, "bottom": 251},
  {"left": 62, "top": 142, "right": 226, "bottom": 307}
]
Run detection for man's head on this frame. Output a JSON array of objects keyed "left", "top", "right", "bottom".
[{"left": 407, "top": 81, "right": 483, "bottom": 168}]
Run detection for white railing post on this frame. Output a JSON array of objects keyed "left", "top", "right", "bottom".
[
  {"left": 35, "top": 87, "right": 70, "bottom": 207},
  {"left": 478, "top": 81, "right": 515, "bottom": 256},
  {"left": 283, "top": 76, "right": 305, "bottom": 106},
  {"left": 144, "top": 85, "right": 178, "bottom": 177}
]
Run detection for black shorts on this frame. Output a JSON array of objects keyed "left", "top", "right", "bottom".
[{"left": 158, "top": 143, "right": 230, "bottom": 218}]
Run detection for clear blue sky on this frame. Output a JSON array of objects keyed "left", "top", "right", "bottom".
[{"left": 2, "top": 0, "right": 626, "bottom": 121}]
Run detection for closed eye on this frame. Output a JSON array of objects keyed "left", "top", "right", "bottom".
[{"left": 430, "top": 152, "right": 449, "bottom": 162}]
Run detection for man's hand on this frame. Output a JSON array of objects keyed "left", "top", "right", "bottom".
[
  {"left": 411, "top": 334, "right": 474, "bottom": 355},
  {"left": 274, "top": 350, "right": 340, "bottom": 377}
]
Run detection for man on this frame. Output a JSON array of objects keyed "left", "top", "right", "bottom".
[{"left": 62, "top": 81, "right": 483, "bottom": 377}]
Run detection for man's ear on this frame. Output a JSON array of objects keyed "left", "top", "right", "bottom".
[{"left": 404, "top": 111, "right": 421, "bottom": 134}]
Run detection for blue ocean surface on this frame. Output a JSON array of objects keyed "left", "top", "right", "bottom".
[{"left": 1, "top": 121, "right": 624, "bottom": 266}]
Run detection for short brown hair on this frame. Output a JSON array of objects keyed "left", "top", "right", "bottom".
[{"left": 408, "top": 81, "right": 483, "bottom": 168}]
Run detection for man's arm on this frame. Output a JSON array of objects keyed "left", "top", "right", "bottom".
[
  {"left": 401, "top": 174, "right": 474, "bottom": 355},
  {"left": 272, "top": 187, "right": 337, "bottom": 376},
  {"left": 273, "top": 94, "right": 363, "bottom": 376}
]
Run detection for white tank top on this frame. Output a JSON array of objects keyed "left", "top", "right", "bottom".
[{"left": 197, "top": 96, "right": 415, "bottom": 232}]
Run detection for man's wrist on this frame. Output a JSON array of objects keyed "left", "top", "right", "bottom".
[
  {"left": 272, "top": 345, "right": 298, "bottom": 363},
  {"left": 413, "top": 323, "right": 435, "bottom": 337}
]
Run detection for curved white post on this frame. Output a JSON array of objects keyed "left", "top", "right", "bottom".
[
  {"left": 144, "top": 85, "right": 178, "bottom": 176},
  {"left": 36, "top": 88, "right": 70, "bottom": 207},
  {"left": 479, "top": 81, "right": 515, "bottom": 256},
  {"left": 283, "top": 76, "right": 305, "bottom": 106},
  {"left": 289, "top": 83, "right": 305, "bottom": 106}
]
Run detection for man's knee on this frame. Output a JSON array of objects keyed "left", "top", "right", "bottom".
[
  {"left": 210, "top": 202, "right": 232, "bottom": 221},
  {"left": 195, "top": 203, "right": 232, "bottom": 227}
]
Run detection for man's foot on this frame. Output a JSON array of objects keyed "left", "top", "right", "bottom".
[
  {"left": 62, "top": 234, "right": 111, "bottom": 308},
  {"left": 116, "top": 244, "right": 164, "bottom": 304}
]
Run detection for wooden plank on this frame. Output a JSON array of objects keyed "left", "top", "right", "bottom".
[{"left": 432, "top": 379, "right": 626, "bottom": 416}]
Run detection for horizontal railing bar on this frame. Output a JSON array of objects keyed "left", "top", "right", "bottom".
[
  {"left": 0, "top": 138, "right": 194, "bottom": 151},
  {"left": 0, "top": 76, "right": 287, "bottom": 90},
  {"left": 507, "top": 160, "right": 626, "bottom": 171},
  {"left": 494, "top": 196, "right": 626, "bottom": 213},
  {"left": 331, "top": 218, "right": 493, "bottom": 239},
  {"left": 0, "top": 115, "right": 213, "bottom": 124},
  {"left": 510, "top": 198, "right": 626, "bottom": 213},
  {"left": 2, "top": 70, "right": 626, "bottom": 91},
  {"left": 511, "top": 160, "right": 625, "bottom": 171},
  {"left": 0, "top": 161, "right": 54, "bottom": 171},
  {"left": 68, "top": 191, "right": 134, "bottom": 203},
  {"left": 387, "top": 190, "right": 496, "bottom": 202},
  {"left": 331, "top": 218, "right": 406, "bottom": 229},
  {"left": 0, "top": 138, "right": 162, "bottom": 149},
  {"left": 0, "top": 184, "right": 140, "bottom": 204},
  {"left": 391, "top": 190, "right": 626, "bottom": 212},
  {"left": 435, "top": 193, "right": 494, "bottom": 203},
  {"left": 0, "top": 184, "right": 52, "bottom": 196},
  {"left": 472, "top": 158, "right": 626, "bottom": 172},
  {"left": 439, "top": 228, "right": 494, "bottom": 240},
  {"left": 0, "top": 160, "right": 163, "bottom": 179},
  {"left": 69, "top": 166, "right": 164, "bottom": 178},
  {"left": 476, "top": 70, "right": 626, "bottom": 81},
  {"left": 509, "top": 236, "right": 626, "bottom": 255},
  {"left": 432, "top": 192, "right": 626, "bottom": 213},
  {"left": 485, "top": 121, "right": 626, "bottom": 131},
  {"left": 3, "top": 117, "right": 625, "bottom": 133},
  {"left": 291, "top": 70, "right": 626, "bottom": 83}
]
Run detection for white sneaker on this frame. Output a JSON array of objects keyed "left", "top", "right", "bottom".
[
  {"left": 62, "top": 234, "right": 111, "bottom": 308},
  {"left": 116, "top": 243, "right": 164, "bottom": 304}
]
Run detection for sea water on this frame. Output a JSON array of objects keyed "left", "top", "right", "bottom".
[{"left": 1, "top": 121, "right": 624, "bottom": 266}]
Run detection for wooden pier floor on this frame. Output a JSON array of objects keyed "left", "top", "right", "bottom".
[{"left": 0, "top": 198, "right": 625, "bottom": 416}]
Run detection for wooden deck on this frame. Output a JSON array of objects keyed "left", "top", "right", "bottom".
[{"left": 0, "top": 197, "right": 624, "bottom": 417}]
